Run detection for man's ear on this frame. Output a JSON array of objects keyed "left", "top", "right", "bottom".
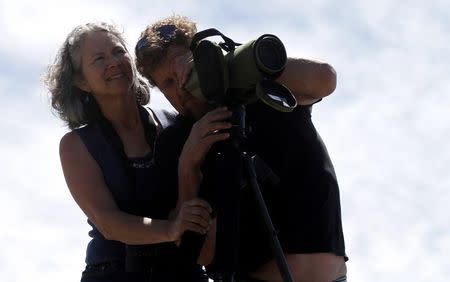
[{"left": 73, "top": 75, "right": 91, "bottom": 93}]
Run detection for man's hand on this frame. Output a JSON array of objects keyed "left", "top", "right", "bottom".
[{"left": 179, "top": 106, "right": 232, "bottom": 170}]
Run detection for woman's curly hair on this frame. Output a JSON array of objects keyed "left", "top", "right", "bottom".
[{"left": 43, "top": 22, "right": 150, "bottom": 130}]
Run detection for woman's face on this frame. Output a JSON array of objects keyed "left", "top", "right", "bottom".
[{"left": 76, "top": 31, "right": 133, "bottom": 99}]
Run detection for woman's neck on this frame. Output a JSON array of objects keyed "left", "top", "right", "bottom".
[{"left": 97, "top": 94, "right": 140, "bottom": 130}]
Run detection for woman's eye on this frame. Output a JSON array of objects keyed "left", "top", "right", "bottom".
[
  {"left": 94, "top": 56, "right": 104, "bottom": 63},
  {"left": 115, "top": 48, "right": 126, "bottom": 55}
]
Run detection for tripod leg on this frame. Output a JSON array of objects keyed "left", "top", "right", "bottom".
[
  {"left": 213, "top": 148, "right": 242, "bottom": 282},
  {"left": 243, "top": 153, "right": 294, "bottom": 282}
]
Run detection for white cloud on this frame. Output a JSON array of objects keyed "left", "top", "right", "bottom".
[{"left": 1, "top": 0, "right": 449, "bottom": 281}]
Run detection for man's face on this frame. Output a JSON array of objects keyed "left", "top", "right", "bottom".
[{"left": 149, "top": 45, "right": 209, "bottom": 119}]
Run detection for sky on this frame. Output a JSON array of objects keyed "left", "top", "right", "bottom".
[{"left": 0, "top": 0, "right": 449, "bottom": 281}]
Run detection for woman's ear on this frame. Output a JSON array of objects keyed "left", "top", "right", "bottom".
[{"left": 73, "top": 75, "right": 91, "bottom": 93}]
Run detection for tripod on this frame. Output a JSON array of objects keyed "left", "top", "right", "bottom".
[{"left": 210, "top": 104, "right": 294, "bottom": 282}]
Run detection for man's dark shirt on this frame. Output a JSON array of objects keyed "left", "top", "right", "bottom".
[{"left": 154, "top": 101, "right": 347, "bottom": 274}]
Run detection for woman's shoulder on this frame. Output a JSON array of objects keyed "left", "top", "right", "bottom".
[
  {"left": 59, "top": 130, "right": 83, "bottom": 154},
  {"left": 60, "top": 124, "right": 94, "bottom": 143}
]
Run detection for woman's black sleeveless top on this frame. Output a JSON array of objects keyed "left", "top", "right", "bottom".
[{"left": 75, "top": 106, "right": 176, "bottom": 265}]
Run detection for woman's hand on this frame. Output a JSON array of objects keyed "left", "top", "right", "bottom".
[{"left": 168, "top": 198, "right": 212, "bottom": 242}]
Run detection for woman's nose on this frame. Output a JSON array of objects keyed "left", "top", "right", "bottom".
[{"left": 106, "top": 55, "right": 120, "bottom": 68}]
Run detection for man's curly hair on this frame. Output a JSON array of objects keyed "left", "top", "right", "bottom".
[{"left": 135, "top": 15, "right": 197, "bottom": 86}]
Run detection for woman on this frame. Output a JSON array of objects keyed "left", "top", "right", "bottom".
[{"left": 44, "top": 22, "right": 212, "bottom": 281}]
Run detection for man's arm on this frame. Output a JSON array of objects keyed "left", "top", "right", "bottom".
[
  {"left": 176, "top": 107, "right": 232, "bottom": 210},
  {"left": 276, "top": 57, "right": 337, "bottom": 105}
]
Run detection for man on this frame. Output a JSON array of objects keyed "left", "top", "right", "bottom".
[{"left": 135, "top": 15, "right": 348, "bottom": 282}]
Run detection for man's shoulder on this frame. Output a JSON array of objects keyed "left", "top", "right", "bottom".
[
  {"left": 144, "top": 106, "right": 179, "bottom": 129},
  {"left": 246, "top": 102, "right": 313, "bottom": 136},
  {"left": 154, "top": 115, "right": 194, "bottom": 166}
]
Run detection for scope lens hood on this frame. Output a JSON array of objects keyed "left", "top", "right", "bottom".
[{"left": 254, "top": 35, "right": 287, "bottom": 76}]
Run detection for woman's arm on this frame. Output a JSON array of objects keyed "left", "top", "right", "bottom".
[
  {"left": 60, "top": 131, "right": 210, "bottom": 245},
  {"left": 277, "top": 57, "right": 337, "bottom": 105}
]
